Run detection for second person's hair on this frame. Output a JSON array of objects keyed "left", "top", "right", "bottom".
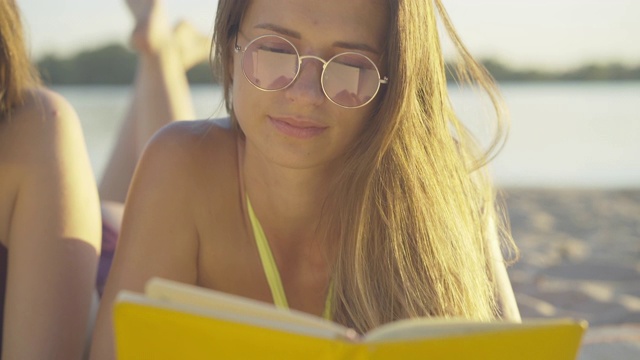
[{"left": 0, "top": 0, "right": 41, "bottom": 117}]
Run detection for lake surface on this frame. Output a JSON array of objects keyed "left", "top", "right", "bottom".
[{"left": 53, "top": 82, "right": 640, "bottom": 188}]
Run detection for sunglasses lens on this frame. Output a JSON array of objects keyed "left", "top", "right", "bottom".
[
  {"left": 323, "top": 53, "right": 381, "bottom": 108},
  {"left": 242, "top": 36, "right": 298, "bottom": 90}
]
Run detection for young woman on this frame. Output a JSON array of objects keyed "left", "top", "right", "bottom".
[
  {"left": 1, "top": 1, "right": 208, "bottom": 356},
  {"left": 91, "top": 0, "right": 519, "bottom": 357},
  {"left": 0, "top": 0, "right": 102, "bottom": 358}
]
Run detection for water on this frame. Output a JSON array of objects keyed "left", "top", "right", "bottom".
[
  {"left": 53, "top": 82, "right": 640, "bottom": 188},
  {"left": 451, "top": 82, "right": 640, "bottom": 188},
  {"left": 53, "top": 84, "right": 227, "bottom": 182}
]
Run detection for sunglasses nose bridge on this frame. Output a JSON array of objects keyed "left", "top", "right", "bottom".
[
  {"left": 281, "top": 54, "right": 327, "bottom": 105},
  {"left": 298, "top": 55, "right": 328, "bottom": 67},
  {"left": 291, "top": 54, "right": 327, "bottom": 87},
  {"left": 296, "top": 55, "right": 329, "bottom": 80}
]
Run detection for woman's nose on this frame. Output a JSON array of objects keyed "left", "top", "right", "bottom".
[{"left": 284, "top": 58, "right": 326, "bottom": 106}]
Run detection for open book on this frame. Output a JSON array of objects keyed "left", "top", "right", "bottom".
[{"left": 114, "top": 278, "right": 587, "bottom": 359}]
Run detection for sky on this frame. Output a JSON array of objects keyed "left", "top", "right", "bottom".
[{"left": 18, "top": 0, "right": 640, "bottom": 70}]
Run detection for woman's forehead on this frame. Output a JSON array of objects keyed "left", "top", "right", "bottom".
[{"left": 241, "top": 0, "right": 388, "bottom": 50}]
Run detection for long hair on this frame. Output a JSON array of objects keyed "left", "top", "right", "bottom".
[
  {"left": 0, "top": 0, "right": 41, "bottom": 117},
  {"left": 213, "top": 0, "right": 516, "bottom": 333}
]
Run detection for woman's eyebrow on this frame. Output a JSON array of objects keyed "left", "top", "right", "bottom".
[
  {"left": 254, "top": 23, "right": 300, "bottom": 38},
  {"left": 332, "top": 41, "right": 380, "bottom": 55},
  {"left": 254, "top": 23, "right": 380, "bottom": 55}
]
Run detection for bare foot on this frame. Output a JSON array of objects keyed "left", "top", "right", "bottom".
[
  {"left": 172, "top": 21, "right": 211, "bottom": 70},
  {"left": 126, "top": 0, "right": 170, "bottom": 53}
]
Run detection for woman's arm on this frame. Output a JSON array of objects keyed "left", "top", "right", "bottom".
[
  {"left": 90, "top": 123, "right": 201, "bottom": 360},
  {"left": 2, "top": 89, "right": 101, "bottom": 359},
  {"left": 493, "top": 252, "right": 521, "bottom": 322},
  {"left": 487, "top": 213, "right": 521, "bottom": 322}
]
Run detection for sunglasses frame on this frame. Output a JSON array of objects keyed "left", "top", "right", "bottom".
[{"left": 234, "top": 34, "right": 389, "bottom": 109}]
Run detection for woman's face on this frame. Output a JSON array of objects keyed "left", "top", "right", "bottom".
[{"left": 232, "top": 0, "right": 388, "bottom": 170}]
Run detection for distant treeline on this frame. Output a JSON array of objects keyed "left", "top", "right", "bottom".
[
  {"left": 36, "top": 43, "right": 214, "bottom": 85},
  {"left": 36, "top": 43, "right": 640, "bottom": 85}
]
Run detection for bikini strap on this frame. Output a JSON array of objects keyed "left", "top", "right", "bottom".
[
  {"left": 246, "top": 196, "right": 289, "bottom": 309},
  {"left": 322, "top": 280, "right": 333, "bottom": 320},
  {"left": 246, "top": 196, "right": 334, "bottom": 319}
]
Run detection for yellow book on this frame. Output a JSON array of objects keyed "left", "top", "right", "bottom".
[{"left": 114, "top": 278, "right": 587, "bottom": 360}]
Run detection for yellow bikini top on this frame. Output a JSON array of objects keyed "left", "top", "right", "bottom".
[{"left": 246, "top": 196, "right": 332, "bottom": 320}]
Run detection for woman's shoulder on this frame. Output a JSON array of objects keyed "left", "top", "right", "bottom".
[
  {"left": 0, "top": 87, "right": 85, "bottom": 166},
  {"left": 126, "top": 118, "right": 242, "bottom": 245},
  {"left": 11, "top": 87, "right": 78, "bottom": 124},
  {"left": 152, "top": 117, "right": 234, "bottom": 143},
  {"left": 136, "top": 118, "right": 239, "bottom": 186},
  {"left": 0, "top": 87, "right": 99, "bottom": 247},
  {"left": 145, "top": 117, "right": 237, "bottom": 162},
  {"left": 2, "top": 87, "right": 81, "bottom": 143}
]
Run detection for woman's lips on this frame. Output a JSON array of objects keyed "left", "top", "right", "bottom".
[{"left": 269, "top": 116, "right": 328, "bottom": 139}]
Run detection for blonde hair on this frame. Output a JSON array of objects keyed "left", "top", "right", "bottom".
[
  {"left": 213, "top": 0, "right": 516, "bottom": 333},
  {"left": 0, "top": 0, "right": 41, "bottom": 117}
]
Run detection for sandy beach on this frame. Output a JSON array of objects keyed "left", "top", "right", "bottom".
[{"left": 504, "top": 188, "right": 640, "bottom": 358}]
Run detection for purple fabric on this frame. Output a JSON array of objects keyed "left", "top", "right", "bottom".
[
  {"left": 0, "top": 242, "right": 7, "bottom": 354},
  {"left": 97, "top": 220, "right": 118, "bottom": 297}
]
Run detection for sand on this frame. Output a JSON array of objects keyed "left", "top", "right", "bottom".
[{"left": 503, "top": 188, "right": 640, "bottom": 359}]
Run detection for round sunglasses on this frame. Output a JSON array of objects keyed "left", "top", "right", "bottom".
[{"left": 234, "top": 34, "right": 389, "bottom": 108}]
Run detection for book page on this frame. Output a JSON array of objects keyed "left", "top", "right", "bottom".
[
  {"left": 363, "top": 317, "right": 583, "bottom": 343},
  {"left": 142, "top": 278, "right": 350, "bottom": 340}
]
